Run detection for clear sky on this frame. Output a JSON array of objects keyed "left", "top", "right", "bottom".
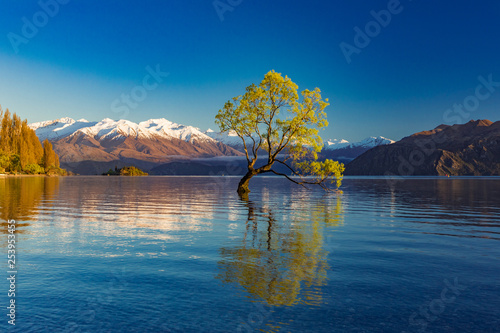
[{"left": 0, "top": 0, "right": 499, "bottom": 142}]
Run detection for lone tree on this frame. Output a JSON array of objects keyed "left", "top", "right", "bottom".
[{"left": 216, "top": 70, "right": 344, "bottom": 195}]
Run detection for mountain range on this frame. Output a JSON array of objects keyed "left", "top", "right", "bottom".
[
  {"left": 29, "top": 117, "right": 395, "bottom": 175},
  {"left": 321, "top": 136, "right": 394, "bottom": 162},
  {"left": 345, "top": 119, "right": 500, "bottom": 176},
  {"left": 29, "top": 118, "right": 241, "bottom": 174}
]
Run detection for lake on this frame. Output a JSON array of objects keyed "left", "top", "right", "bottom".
[{"left": 0, "top": 176, "right": 499, "bottom": 332}]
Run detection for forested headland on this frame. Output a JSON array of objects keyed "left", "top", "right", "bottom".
[{"left": 0, "top": 107, "right": 66, "bottom": 175}]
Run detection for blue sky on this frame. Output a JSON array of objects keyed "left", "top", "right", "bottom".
[{"left": 0, "top": 0, "right": 499, "bottom": 141}]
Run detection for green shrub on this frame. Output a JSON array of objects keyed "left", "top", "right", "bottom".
[
  {"left": 9, "top": 154, "right": 21, "bottom": 173},
  {"left": 102, "top": 166, "right": 147, "bottom": 176},
  {"left": 120, "top": 166, "right": 148, "bottom": 176},
  {"left": 46, "top": 166, "right": 68, "bottom": 176},
  {"left": 0, "top": 153, "right": 10, "bottom": 170},
  {"left": 24, "top": 163, "right": 45, "bottom": 174}
]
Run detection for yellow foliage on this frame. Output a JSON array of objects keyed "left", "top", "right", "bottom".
[
  {"left": 217, "top": 195, "right": 344, "bottom": 306},
  {"left": 215, "top": 70, "right": 344, "bottom": 191}
]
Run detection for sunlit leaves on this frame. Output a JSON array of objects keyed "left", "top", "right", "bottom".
[
  {"left": 215, "top": 70, "right": 344, "bottom": 191},
  {"left": 295, "top": 159, "right": 345, "bottom": 189},
  {"left": 0, "top": 107, "right": 60, "bottom": 174}
]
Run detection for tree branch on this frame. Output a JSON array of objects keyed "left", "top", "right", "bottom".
[
  {"left": 274, "top": 158, "right": 300, "bottom": 176},
  {"left": 269, "top": 170, "right": 310, "bottom": 189},
  {"left": 269, "top": 170, "right": 333, "bottom": 191}
]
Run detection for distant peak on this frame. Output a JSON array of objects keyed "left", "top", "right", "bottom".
[
  {"left": 465, "top": 119, "right": 492, "bottom": 125},
  {"left": 56, "top": 117, "right": 75, "bottom": 123},
  {"left": 476, "top": 119, "right": 493, "bottom": 126},
  {"left": 358, "top": 136, "right": 395, "bottom": 144},
  {"left": 77, "top": 118, "right": 89, "bottom": 122},
  {"left": 435, "top": 124, "right": 450, "bottom": 130},
  {"left": 326, "top": 138, "right": 349, "bottom": 144},
  {"left": 323, "top": 136, "right": 394, "bottom": 150},
  {"left": 143, "top": 118, "right": 168, "bottom": 123},
  {"left": 139, "top": 118, "right": 176, "bottom": 127}
]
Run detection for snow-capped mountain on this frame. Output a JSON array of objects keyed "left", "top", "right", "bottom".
[
  {"left": 29, "top": 117, "right": 242, "bottom": 174},
  {"left": 324, "top": 139, "right": 350, "bottom": 149},
  {"left": 28, "top": 117, "right": 394, "bottom": 174},
  {"left": 324, "top": 136, "right": 395, "bottom": 150},
  {"left": 30, "top": 117, "right": 215, "bottom": 144},
  {"left": 321, "top": 136, "right": 395, "bottom": 162},
  {"left": 204, "top": 129, "right": 394, "bottom": 152},
  {"left": 204, "top": 129, "right": 255, "bottom": 149},
  {"left": 29, "top": 117, "right": 95, "bottom": 141}
]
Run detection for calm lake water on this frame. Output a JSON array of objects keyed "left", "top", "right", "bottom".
[{"left": 0, "top": 176, "right": 499, "bottom": 332}]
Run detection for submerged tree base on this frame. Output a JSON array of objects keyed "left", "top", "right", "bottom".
[
  {"left": 237, "top": 171, "right": 254, "bottom": 196},
  {"left": 237, "top": 186, "right": 251, "bottom": 201},
  {"left": 237, "top": 186, "right": 250, "bottom": 194}
]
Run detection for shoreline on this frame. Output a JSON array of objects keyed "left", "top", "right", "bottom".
[
  {"left": 0, "top": 174, "right": 66, "bottom": 177},
  {"left": 2, "top": 173, "right": 499, "bottom": 179}
]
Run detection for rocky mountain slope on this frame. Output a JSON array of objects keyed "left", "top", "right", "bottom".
[
  {"left": 345, "top": 119, "right": 500, "bottom": 176},
  {"left": 30, "top": 117, "right": 396, "bottom": 175},
  {"left": 29, "top": 118, "right": 242, "bottom": 174}
]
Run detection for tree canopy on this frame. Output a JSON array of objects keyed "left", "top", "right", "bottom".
[
  {"left": 102, "top": 166, "right": 148, "bottom": 176},
  {"left": 0, "top": 106, "right": 64, "bottom": 175},
  {"left": 215, "top": 70, "right": 344, "bottom": 195}
]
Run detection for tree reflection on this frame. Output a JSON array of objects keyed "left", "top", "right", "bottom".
[
  {"left": 217, "top": 194, "right": 344, "bottom": 306},
  {"left": 0, "top": 176, "right": 60, "bottom": 233}
]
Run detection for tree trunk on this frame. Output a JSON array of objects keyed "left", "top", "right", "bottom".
[{"left": 237, "top": 170, "right": 256, "bottom": 196}]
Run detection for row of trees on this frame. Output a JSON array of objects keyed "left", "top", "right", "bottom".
[{"left": 0, "top": 107, "right": 64, "bottom": 175}]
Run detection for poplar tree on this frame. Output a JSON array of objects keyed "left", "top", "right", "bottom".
[
  {"left": 0, "top": 106, "right": 62, "bottom": 174},
  {"left": 42, "top": 139, "right": 56, "bottom": 169},
  {"left": 0, "top": 108, "right": 12, "bottom": 153}
]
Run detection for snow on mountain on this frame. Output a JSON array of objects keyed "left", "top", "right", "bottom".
[
  {"left": 29, "top": 118, "right": 394, "bottom": 152},
  {"left": 323, "top": 136, "right": 394, "bottom": 150},
  {"left": 324, "top": 139, "right": 350, "bottom": 149},
  {"left": 204, "top": 129, "right": 246, "bottom": 146},
  {"left": 28, "top": 117, "right": 74, "bottom": 131},
  {"left": 204, "top": 131, "right": 395, "bottom": 152},
  {"left": 29, "top": 117, "right": 216, "bottom": 143},
  {"left": 29, "top": 118, "right": 98, "bottom": 141},
  {"left": 75, "top": 118, "right": 153, "bottom": 141},
  {"left": 357, "top": 136, "right": 395, "bottom": 147},
  {"left": 140, "top": 119, "right": 214, "bottom": 142}
]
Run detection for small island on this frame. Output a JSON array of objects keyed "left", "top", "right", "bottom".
[{"left": 102, "top": 166, "right": 148, "bottom": 176}]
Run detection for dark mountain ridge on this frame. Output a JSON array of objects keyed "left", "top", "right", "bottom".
[{"left": 345, "top": 119, "right": 500, "bottom": 176}]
